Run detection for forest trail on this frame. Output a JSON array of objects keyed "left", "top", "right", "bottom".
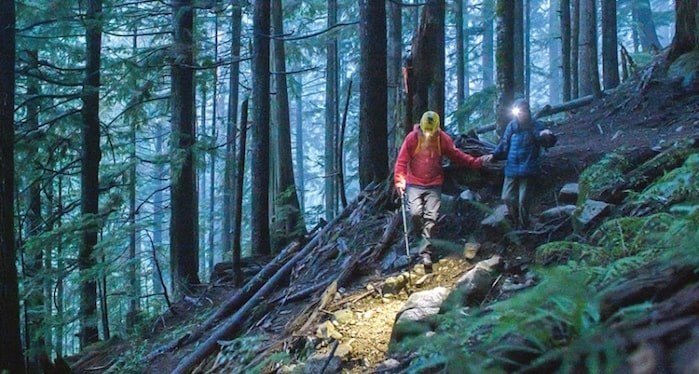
[{"left": 68, "top": 70, "right": 699, "bottom": 374}]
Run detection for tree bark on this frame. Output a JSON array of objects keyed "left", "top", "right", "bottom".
[
  {"left": 79, "top": 0, "right": 102, "bottom": 347},
  {"left": 24, "top": 49, "right": 47, "bottom": 370},
  {"left": 170, "top": 0, "right": 200, "bottom": 295},
  {"left": 207, "top": 12, "right": 219, "bottom": 272},
  {"left": 560, "top": 0, "right": 571, "bottom": 102},
  {"left": 126, "top": 31, "right": 141, "bottom": 332},
  {"left": 549, "top": 0, "right": 561, "bottom": 104},
  {"left": 325, "top": 0, "right": 338, "bottom": 220},
  {"left": 495, "top": 0, "right": 515, "bottom": 135},
  {"left": 294, "top": 80, "right": 305, "bottom": 212},
  {"left": 571, "top": 0, "right": 580, "bottom": 98},
  {"left": 514, "top": 0, "right": 525, "bottom": 98},
  {"left": 223, "top": 1, "right": 243, "bottom": 263},
  {"left": 601, "top": 0, "right": 619, "bottom": 89},
  {"left": 232, "top": 99, "right": 249, "bottom": 287},
  {"left": 359, "top": 0, "right": 388, "bottom": 188},
  {"left": 456, "top": 0, "right": 466, "bottom": 131},
  {"left": 0, "top": 2, "right": 23, "bottom": 371},
  {"left": 387, "top": 0, "right": 402, "bottom": 155},
  {"left": 578, "top": 0, "right": 600, "bottom": 97},
  {"left": 251, "top": 0, "right": 272, "bottom": 256},
  {"left": 483, "top": 0, "right": 495, "bottom": 88},
  {"left": 406, "top": 0, "right": 446, "bottom": 125},
  {"left": 667, "top": 0, "right": 698, "bottom": 63},
  {"left": 272, "top": 0, "right": 304, "bottom": 249}
]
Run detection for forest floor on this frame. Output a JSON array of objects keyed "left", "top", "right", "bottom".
[{"left": 67, "top": 72, "right": 699, "bottom": 374}]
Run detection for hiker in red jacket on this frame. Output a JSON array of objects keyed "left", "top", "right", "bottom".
[{"left": 394, "top": 111, "right": 491, "bottom": 266}]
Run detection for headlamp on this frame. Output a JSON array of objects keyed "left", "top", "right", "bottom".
[{"left": 511, "top": 107, "right": 521, "bottom": 117}]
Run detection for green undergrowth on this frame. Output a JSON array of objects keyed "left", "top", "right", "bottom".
[
  {"left": 396, "top": 150, "right": 699, "bottom": 373},
  {"left": 576, "top": 151, "right": 629, "bottom": 205}
]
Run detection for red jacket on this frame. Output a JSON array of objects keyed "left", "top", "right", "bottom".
[{"left": 394, "top": 125, "right": 482, "bottom": 188}]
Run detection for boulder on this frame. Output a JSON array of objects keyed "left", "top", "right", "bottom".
[
  {"left": 574, "top": 199, "right": 613, "bottom": 230},
  {"left": 392, "top": 287, "right": 450, "bottom": 342},
  {"left": 558, "top": 183, "right": 579, "bottom": 204},
  {"left": 463, "top": 242, "right": 480, "bottom": 259},
  {"left": 316, "top": 321, "right": 343, "bottom": 340},
  {"left": 396, "top": 287, "right": 450, "bottom": 324},
  {"left": 333, "top": 309, "right": 355, "bottom": 325},
  {"left": 303, "top": 342, "right": 353, "bottom": 374},
  {"left": 454, "top": 256, "right": 501, "bottom": 306}
]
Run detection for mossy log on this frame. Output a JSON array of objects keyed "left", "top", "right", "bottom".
[
  {"left": 591, "top": 140, "right": 699, "bottom": 204},
  {"left": 599, "top": 264, "right": 699, "bottom": 320}
]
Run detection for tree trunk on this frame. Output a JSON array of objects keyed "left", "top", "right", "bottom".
[
  {"left": 387, "top": 0, "right": 402, "bottom": 156},
  {"left": 294, "top": 80, "right": 305, "bottom": 213},
  {"left": 208, "top": 13, "right": 219, "bottom": 272},
  {"left": 0, "top": 6, "right": 22, "bottom": 360},
  {"left": 601, "top": 0, "right": 619, "bottom": 90},
  {"left": 571, "top": 0, "right": 580, "bottom": 98},
  {"left": 170, "top": 0, "right": 200, "bottom": 296},
  {"left": 514, "top": 0, "right": 525, "bottom": 97},
  {"left": 633, "top": 0, "right": 661, "bottom": 52},
  {"left": 126, "top": 31, "right": 140, "bottom": 332},
  {"left": 560, "top": 0, "right": 571, "bottom": 102},
  {"left": 55, "top": 176, "right": 64, "bottom": 357},
  {"left": 359, "top": 0, "right": 388, "bottom": 188},
  {"left": 406, "top": 0, "right": 446, "bottom": 125},
  {"left": 483, "top": 0, "right": 495, "bottom": 88},
  {"left": 325, "top": 0, "right": 338, "bottom": 220},
  {"left": 199, "top": 84, "right": 207, "bottom": 274},
  {"left": 153, "top": 124, "right": 165, "bottom": 297},
  {"left": 578, "top": 0, "right": 601, "bottom": 97},
  {"left": 223, "top": 1, "right": 243, "bottom": 263},
  {"left": 667, "top": 0, "right": 698, "bottom": 63},
  {"left": 524, "top": 0, "right": 531, "bottom": 100},
  {"left": 232, "top": 99, "right": 249, "bottom": 288},
  {"left": 251, "top": 0, "right": 271, "bottom": 256},
  {"left": 99, "top": 252, "right": 110, "bottom": 340},
  {"left": 495, "top": 0, "right": 515, "bottom": 135},
  {"left": 456, "top": 0, "right": 466, "bottom": 131},
  {"left": 549, "top": 0, "right": 561, "bottom": 104},
  {"left": 24, "top": 49, "right": 47, "bottom": 370},
  {"left": 272, "top": 0, "right": 304, "bottom": 250},
  {"left": 79, "top": 0, "right": 102, "bottom": 347}
]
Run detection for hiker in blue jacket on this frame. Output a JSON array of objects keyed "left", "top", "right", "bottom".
[{"left": 489, "top": 99, "right": 556, "bottom": 228}]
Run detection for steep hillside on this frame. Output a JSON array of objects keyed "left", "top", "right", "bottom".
[{"left": 65, "top": 69, "right": 699, "bottom": 374}]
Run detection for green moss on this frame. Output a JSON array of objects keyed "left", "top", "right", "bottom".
[
  {"left": 577, "top": 152, "right": 628, "bottom": 205},
  {"left": 534, "top": 241, "right": 601, "bottom": 266},
  {"left": 625, "top": 153, "right": 699, "bottom": 210}
]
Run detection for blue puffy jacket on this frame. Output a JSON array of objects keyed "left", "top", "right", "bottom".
[{"left": 492, "top": 119, "right": 547, "bottom": 177}]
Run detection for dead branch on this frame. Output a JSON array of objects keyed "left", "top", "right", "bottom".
[{"left": 171, "top": 190, "right": 371, "bottom": 374}]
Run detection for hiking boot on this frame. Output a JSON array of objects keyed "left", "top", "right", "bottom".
[{"left": 421, "top": 252, "right": 433, "bottom": 272}]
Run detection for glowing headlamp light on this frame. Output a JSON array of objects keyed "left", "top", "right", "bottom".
[{"left": 511, "top": 107, "right": 521, "bottom": 117}]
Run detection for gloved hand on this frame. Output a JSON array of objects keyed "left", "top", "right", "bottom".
[
  {"left": 539, "top": 129, "right": 553, "bottom": 136},
  {"left": 478, "top": 154, "right": 493, "bottom": 166},
  {"left": 395, "top": 175, "right": 406, "bottom": 193}
]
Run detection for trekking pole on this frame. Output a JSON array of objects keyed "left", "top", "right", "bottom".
[{"left": 399, "top": 190, "right": 412, "bottom": 285}]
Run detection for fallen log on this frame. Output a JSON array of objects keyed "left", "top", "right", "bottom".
[
  {"left": 592, "top": 138, "right": 699, "bottom": 204},
  {"left": 599, "top": 263, "right": 699, "bottom": 320},
  {"left": 171, "top": 189, "right": 370, "bottom": 374},
  {"left": 475, "top": 93, "right": 601, "bottom": 134},
  {"left": 144, "top": 240, "right": 303, "bottom": 361}
]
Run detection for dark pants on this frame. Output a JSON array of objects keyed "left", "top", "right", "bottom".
[
  {"left": 404, "top": 185, "right": 441, "bottom": 243},
  {"left": 502, "top": 176, "right": 532, "bottom": 228}
]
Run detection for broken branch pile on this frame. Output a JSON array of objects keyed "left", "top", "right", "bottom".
[{"left": 161, "top": 181, "right": 402, "bottom": 373}]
